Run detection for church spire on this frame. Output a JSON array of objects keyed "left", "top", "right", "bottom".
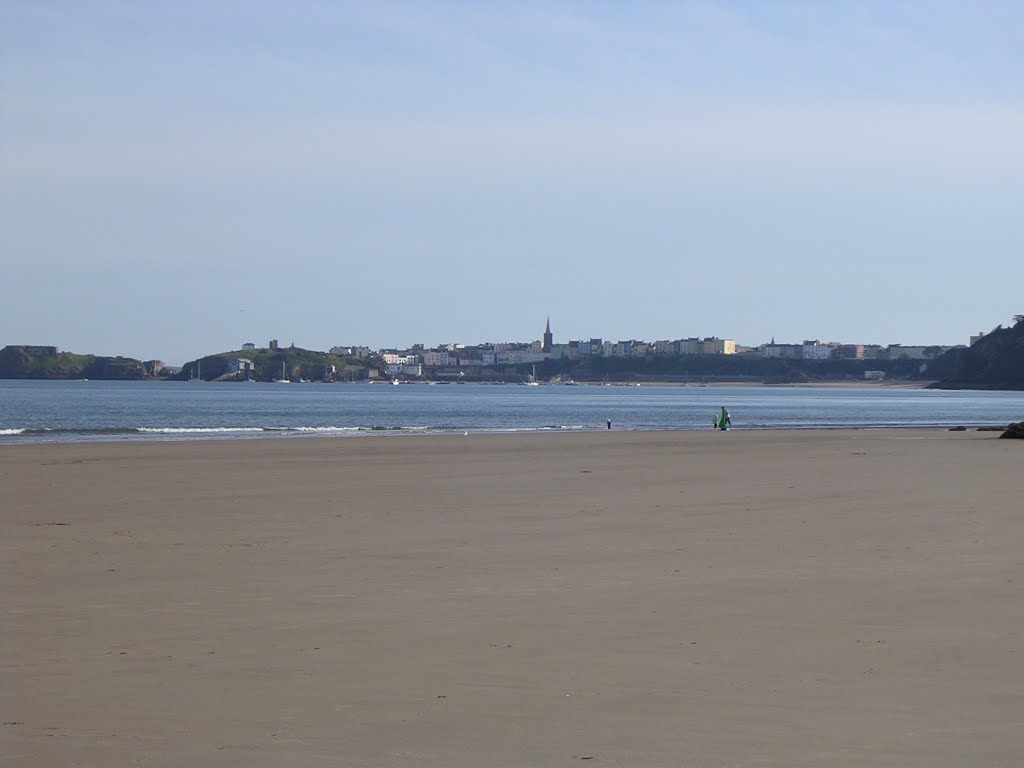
[{"left": 542, "top": 316, "right": 553, "bottom": 353}]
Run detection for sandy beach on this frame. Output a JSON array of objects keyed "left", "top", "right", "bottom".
[{"left": 2, "top": 429, "right": 1022, "bottom": 767}]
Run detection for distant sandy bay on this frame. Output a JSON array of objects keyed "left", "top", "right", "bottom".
[{"left": 3, "top": 430, "right": 1022, "bottom": 767}]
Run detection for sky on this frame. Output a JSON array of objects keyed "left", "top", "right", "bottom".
[{"left": 2, "top": 1, "right": 1022, "bottom": 364}]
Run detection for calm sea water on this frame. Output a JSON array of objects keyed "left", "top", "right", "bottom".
[{"left": 2, "top": 380, "right": 1022, "bottom": 444}]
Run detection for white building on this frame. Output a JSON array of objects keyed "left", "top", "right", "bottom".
[
  {"left": 385, "top": 363, "right": 423, "bottom": 377},
  {"left": 802, "top": 341, "right": 832, "bottom": 360},
  {"left": 382, "top": 353, "right": 420, "bottom": 365}
]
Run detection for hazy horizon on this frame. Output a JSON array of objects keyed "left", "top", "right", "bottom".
[{"left": 3, "top": 1, "right": 1022, "bottom": 365}]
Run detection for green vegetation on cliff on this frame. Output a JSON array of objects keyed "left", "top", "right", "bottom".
[
  {"left": 926, "top": 316, "right": 1024, "bottom": 390},
  {"left": 180, "top": 347, "right": 382, "bottom": 382},
  {"left": 0, "top": 346, "right": 145, "bottom": 380}
]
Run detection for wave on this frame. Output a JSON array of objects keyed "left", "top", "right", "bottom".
[
  {"left": 2, "top": 426, "right": 142, "bottom": 436},
  {"left": 264, "top": 426, "right": 365, "bottom": 432},
  {"left": 2, "top": 426, "right": 270, "bottom": 436},
  {"left": 136, "top": 427, "right": 266, "bottom": 434},
  {"left": 0, "top": 425, "right": 442, "bottom": 438},
  {"left": 2, "top": 421, "right": 985, "bottom": 442}
]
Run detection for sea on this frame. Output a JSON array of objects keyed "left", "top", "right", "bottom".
[{"left": 1, "top": 380, "right": 1022, "bottom": 445}]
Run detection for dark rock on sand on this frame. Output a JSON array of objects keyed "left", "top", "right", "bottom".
[{"left": 999, "top": 422, "right": 1024, "bottom": 439}]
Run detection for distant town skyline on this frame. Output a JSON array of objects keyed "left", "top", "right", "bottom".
[
  {"left": 3, "top": 2, "right": 1022, "bottom": 365},
  {"left": 0, "top": 311, "right": 1005, "bottom": 368}
]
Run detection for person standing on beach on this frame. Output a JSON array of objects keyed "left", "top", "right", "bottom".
[
  {"left": 607, "top": 418, "right": 612, "bottom": 430},
  {"left": 718, "top": 407, "right": 731, "bottom": 430}
]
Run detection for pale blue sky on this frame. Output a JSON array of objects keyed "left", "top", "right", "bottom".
[{"left": 2, "top": 1, "right": 1022, "bottom": 364}]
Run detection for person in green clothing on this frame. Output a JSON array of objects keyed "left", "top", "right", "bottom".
[{"left": 714, "top": 406, "right": 732, "bottom": 430}]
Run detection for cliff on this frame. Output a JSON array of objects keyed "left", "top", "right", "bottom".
[
  {"left": 179, "top": 347, "right": 379, "bottom": 382},
  {"left": 0, "top": 346, "right": 146, "bottom": 380},
  {"left": 926, "top": 317, "right": 1024, "bottom": 391}
]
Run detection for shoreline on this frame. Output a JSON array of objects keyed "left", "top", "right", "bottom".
[{"left": 0, "top": 421, "right": 1015, "bottom": 447}]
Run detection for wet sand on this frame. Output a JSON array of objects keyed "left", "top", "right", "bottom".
[{"left": 2, "top": 430, "right": 1022, "bottom": 767}]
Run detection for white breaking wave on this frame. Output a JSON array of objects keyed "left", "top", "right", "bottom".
[
  {"left": 270, "top": 425, "right": 429, "bottom": 432},
  {"left": 136, "top": 426, "right": 373, "bottom": 434},
  {"left": 273, "top": 426, "right": 364, "bottom": 432},
  {"left": 0, "top": 428, "right": 26, "bottom": 435},
  {"left": 135, "top": 427, "right": 265, "bottom": 434}
]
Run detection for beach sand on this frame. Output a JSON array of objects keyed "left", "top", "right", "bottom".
[{"left": 2, "top": 430, "right": 1022, "bottom": 767}]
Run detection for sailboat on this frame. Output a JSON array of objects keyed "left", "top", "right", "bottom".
[
  {"left": 189, "top": 360, "right": 202, "bottom": 382},
  {"left": 275, "top": 361, "right": 290, "bottom": 383},
  {"left": 526, "top": 364, "right": 540, "bottom": 385}
]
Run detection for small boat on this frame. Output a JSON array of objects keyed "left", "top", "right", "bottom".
[
  {"left": 526, "top": 365, "right": 540, "bottom": 386},
  {"left": 275, "top": 361, "right": 290, "bottom": 383}
]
